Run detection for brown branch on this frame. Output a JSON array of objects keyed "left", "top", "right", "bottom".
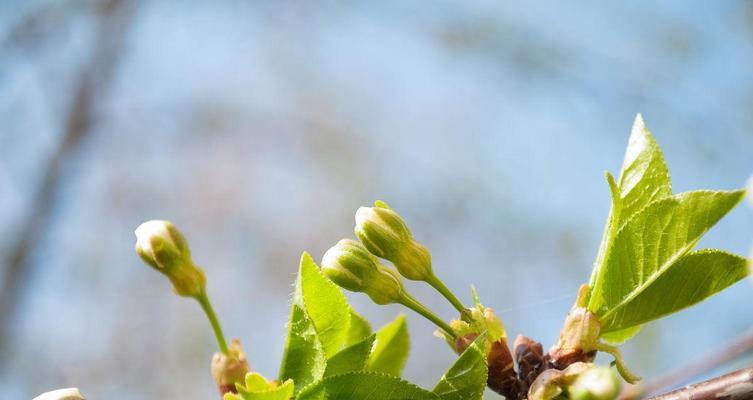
[
  {"left": 0, "top": 0, "right": 137, "bottom": 353},
  {"left": 621, "top": 328, "right": 753, "bottom": 399},
  {"left": 647, "top": 367, "right": 753, "bottom": 400}
]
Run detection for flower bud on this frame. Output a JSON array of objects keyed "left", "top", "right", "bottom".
[
  {"left": 355, "top": 201, "right": 433, "bottom": 281},
  {"left": 211, "top": 339, "right": 250, "bottom": 395},
  {"left": 33, "top": 388, "right": 84, "bottom": 400},
  {"left": 529, "top": 362, "right": 592, "bottom": 400},
  {"left": 134, "top": 220, "right": 206, "bottom": 297},
  {"left": 321, "top": 239, "right": 404, "bottom": 305},
  {"left": 568, "top": 366, "right": 621, "bottom": 400}
]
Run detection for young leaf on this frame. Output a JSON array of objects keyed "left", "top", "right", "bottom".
[
  {"left": 589, "top": 190, "right": 745, "bottom": 318},
  {"left": 614, "top": 114, "right": 672, "bottom": 223},
  {"left": 300, "top": 252, "right": 352, "bottom": 358},
  {"left": 601, "top": 250, "right": 748, "bottom": 333},
  {"left": 278, "top": 254, "right": 329, "bottom": 391},
  {"left": 324, "top": 334, "right": 376, "bottom": 377},
  {"left": 600, "top": 325, "right": 642, "bottom": 345},
  {"left": 278, "top": 303, "right": 326, "bottom": 391},
  {"left": 432, "top": 334, "right": 488, "bottom": 400},
  {"left": 345, "top": 309, "right": 373, "bottom": 347},
  {"left": 224, "top": 373, "right": 295, "bottom": 400},
  {"left": 296, "top": 371, "right": 439, "bottom": 400},
  {"left": 366, "top": 314, "right": 410, "bottom": 377},
  {"left": 590, "top": 114, "right": 672, "bottom": 286}
]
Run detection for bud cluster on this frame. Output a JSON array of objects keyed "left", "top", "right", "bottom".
[{"left": 321, "top": 200, "right": 469, "bottom": 339}]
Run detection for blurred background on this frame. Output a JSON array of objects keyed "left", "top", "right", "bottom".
[{"left": 1, "top": 0, "right": 752, "bottom": 398}]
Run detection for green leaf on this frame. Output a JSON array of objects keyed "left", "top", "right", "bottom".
[
  {"left": 278, "top": 303, "right": 326, "bottom": 391},
  {"left": 366, "top": 314, "right": 410, "bottom": 377},
  {"left": 345, "top": 309, "right": 373, "bottom": 347},
  {"left": 589, "top": 190, "right": 745, "bottom": 321},
  {"left": 324, "top": 334, "right": 376, "bottom": 377},
  {"left": 590, "top": 115, "right": 672, "bottom": 286},
  {"left": 432, "top": 334, "right": 488, "bottom": 400},
  {"left": 601, "top": 250, "right": 749, "bottom": 333},
  {"left": 300, "top": 252, "right": 352, "bottom": 358},
  {"left": 296, "top": 371, "right": 439, "bottom": 400},
  {"left": 278, "top": 254, "right": 328, "bottom": 391},
  {"left": 600, "top": 325, "right": 642, "bottom": 345},
  {"left": 225, "top": 374, "right": 295, "bottom": 400},
  {"left": 614, "top": 114, "right": 672, "bottom": 223},
  {"left": 243, "top": 373, "right": 276, "bottom": 391}
]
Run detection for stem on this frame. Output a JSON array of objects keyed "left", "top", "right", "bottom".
[
  {"left": 426, "top": 274, "right": 465, "bottom": 313},
  {"left": 398, "top": 292, "right": 456, "bottom": 339},
  {"left": 196, "top": 291, "right": 229, "bottom": 354}
]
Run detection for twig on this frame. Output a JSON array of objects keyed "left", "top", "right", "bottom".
[
  {"left": 622, "top": 328, "right": 753, "bottom": 399},
  {"left": 647, "top": 367, "right": 753, "bottom": 400},
  {"left": 0, "top": 0, "right": 137, "bottom": 352}
]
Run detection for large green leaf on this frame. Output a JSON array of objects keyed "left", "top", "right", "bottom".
[
  {"left": 590, "top": 115, "right": 672, "bottom": 286},
  {"left": 324, "top": 334, "right": 376, "bottom": 377},
  {"left": 589, "top": 190, "right": 745, "bottom": 319},
  {"left": 601, "top": 250, "right": 748, "bottom": 333},
  {"left": 432, "top": 334, "right": 487, "bottom": 400},
  {"left": 296, "top": 371, "right": 439, "bottom": 400},
  {"left": 366, "top": 315, "right": 410, "bottom": 377},
  {"left": 345, "top": 309, "right": 373, "bottom": 347},
  {"left": 300, "top": 252, "right": 351, "bottom": 358}
]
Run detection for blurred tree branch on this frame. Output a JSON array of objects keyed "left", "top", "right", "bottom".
[
  {"left": 621, "top": 328, "right": 753, "bottom": 399},
  {"left": 0, "top": 0, "right": 138, "bottom": 353},
  {"left": 646, "top": 367, "right": 753, "bottom": 400}
]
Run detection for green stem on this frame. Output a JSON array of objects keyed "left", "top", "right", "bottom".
[
  {"left": 196, "top": 291, "right": 229, "bottom": 354},
  {"left": 398, "top": 292, "right": 456, "bottom": 339},
  {"left": 426, "top": 274, "right": 465, "bottom": 313}
]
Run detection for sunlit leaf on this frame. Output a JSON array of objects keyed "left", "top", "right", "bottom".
[
  {"left": 345, "top": 309, "right": 372, "bottom": 347},
  {"left": 589, "top": 190, "right": 745, "bottom": 318},
  {"left": 600, "top": 250, "right": 748, "bottom": 333},
  {"left": 590, "top": 114, "right": 672, "bottom": 286},
  {"left": 366, "top": 315, "right": 410, "bottom": 377},
  {"left": 278, "top": 253, "right": 328, "bottom": 392},
  {"left": 432, "top": 334, "right": 487, "bottom": 400},
  {"left": 325, "top": 334, "right": 376, "bottom": 377},
  {"left": 296, "top": 371, "right": 439, "bottom": 400},
  {"left": 224, "top": 373, "right": 294, "bottom": 400},
  {"left": 301, "top": 253, "right": 351, "bottom": 357}
]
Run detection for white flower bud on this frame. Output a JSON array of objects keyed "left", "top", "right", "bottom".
[
  {"left": 355, "top": 201, "right": 434, "bottom": 281},
  {"left": 134, "top": 220, "right": 205, "bottom": 297},
  {"left": 33, "top": 388, "right": 84, "bottom": 400},
  {"left": 321, "top": 239, "right": 405, "bottom": 305}
]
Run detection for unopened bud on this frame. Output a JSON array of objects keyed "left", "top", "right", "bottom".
[
  {"left": 33, "top": 388, "right": 84, "bottom": 400},
  {"left": 134, "top": 220, "right": 206, "bottom": 297},
  {"left": 355, "top": 201, "right": 433, "bottom": 281},
  {"left": 442, "top": 305, "right": 506, "bottom": 353},
  {"left": 211, "top": 339, "right": 250, "bottom": 395},
  {"left": 321, "top": 239, "right": 404, "bottom": 305},
  {"left": 568, "top": 366, "right": 621, "bottom": 400},
  {"left": 549, "top": 307, "right": 600, "bottom": 369},
  {"left": 529, "top": 362, "right": 592, "bottom": 400}
]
